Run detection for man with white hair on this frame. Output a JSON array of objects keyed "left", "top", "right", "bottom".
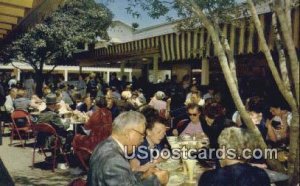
[{"left": 88, "top": 111, "right": 169, "bottom": 186}]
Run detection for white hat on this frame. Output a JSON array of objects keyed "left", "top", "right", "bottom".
[{"left": 155, "top": 91, "right": 165, "bottom": 100}]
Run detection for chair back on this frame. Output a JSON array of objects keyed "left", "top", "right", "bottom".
[
  {"left": 11, "top": 110, "right": 32, "bottom": 128},
  {"left": 32, "top": 123, "right": 58, "bottom": 148},
  {"left": 176, "top": 119, "right": 190, "bottom": 129},
  {"left": 32, "top": 123, "right": 57, "bottom": 136},
  {"left": 68, "top": 178, "right": 87, "bottom": 186}
]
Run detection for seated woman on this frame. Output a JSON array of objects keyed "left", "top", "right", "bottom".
[
  {"left": 75, "top": 93, "right": 93, "bottom": 113},
  {"left": 13, "top": 89, "right": 31, "bottom": 111},
  {"left": 72, "top": 97, "right": 112, "bottom": 152},
  {"left": 172, "top": 103, "right": 204, "bottom": 137},
  {"left": 30, "top": 94, "right": 46, "bottom": 112},
  {"left": 268, "top": 99, "right": 291, "bottom": 147},
  {"left": 198, "top": 127, "right": 270, "bottom": 186},
  {"left": 130, "top": 106, "right": 168, "bottom": 172},
  {"left": 148, "top": 91, "right": 167, "bottom": 112},
  {"left": 184, "top": 90, "right": 205, "bottom": 107},
  {"left": 55, "top": 90, "right": 72, "bottom": 114},
  {"left": 201, "top": 102, "right": 233, "bottom": 150}
]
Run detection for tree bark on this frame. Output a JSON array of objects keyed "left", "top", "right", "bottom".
[
  {"left": 247, "top": 0, "right": 299, "bottom": 182},
  {"left": 181, "top": 0, "right": 286, "bottom": 172},
  {"left": 274, "top": 2, "right": 300, "bottom": 105},
  {"left": 288, "top": 110, "right": 300, "bottom": 185},
  {"left": 223, "top": 39, "right": 238, "bottom": 88},
  {"left": 35, "top": 70, "right": 44, "bottom": 98},
  {"left": 246, "top": 0, "right": 297, "bottom": 111},
  {"left": 186, "top": 0, "right": 268, "bottom": 152},
  {"left": 273, "top": 13, "right": 291, "bottom": 90}
]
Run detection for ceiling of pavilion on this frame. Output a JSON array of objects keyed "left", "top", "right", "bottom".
[{"left": 0, "top": 0, "right": 64, "bottom": 43}]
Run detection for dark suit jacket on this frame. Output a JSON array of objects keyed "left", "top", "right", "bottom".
[{"left": 88, "top": 136, "right": 160, "bottom": 186}]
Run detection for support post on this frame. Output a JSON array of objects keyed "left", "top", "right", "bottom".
[
  {"left": 106, "top": 71, "right": 110, "bottom": 84},
  {"left": 120, "top": 61, "right": 125, "bottom": 77},
  {"left": 201, "top": 58, "right": 209, "bottom": 85},
  {"left": 64, "top": 69, "right": 68, "bottom": 82},
  {"left": 153, "top": 54, "right": 159, "bottom": 84}
]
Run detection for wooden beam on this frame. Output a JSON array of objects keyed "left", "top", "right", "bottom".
[
  {"left": 0, "top": 4, "right": 25, "bottom": 17},
  {"left": 0, "top": 23, "right": 12, "bottom": 30},
  {"left": 0, "top": 28, "right": 7, "bottom": 34},
  {"left": 0, "top": 15, "right": 18, "bottom": 24},
  {"left": 0, "top": 0, "right": 34, "bottom": 8}
]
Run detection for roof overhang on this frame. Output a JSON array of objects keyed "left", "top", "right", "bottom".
[{"left": 0, "top": 0, "right": 65, "bottom": 45}]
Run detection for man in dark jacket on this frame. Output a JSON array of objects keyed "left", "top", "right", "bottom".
[
  {"left": 88, "top": 111, "right": 169, "bottom": 186},
  {"left": 37, "top": 94, "right": 72, "bottom": 149}
]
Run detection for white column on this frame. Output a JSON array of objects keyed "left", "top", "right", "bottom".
[
  {"left": 17, "top": 69, "right": 21, "bottom": 81},
  {"left": 129, "top": 71, "right": 132, "bottom": 82},
  {"left": 201, "top": 58, "right": 209, "bottom": 85},
  {"left": 120, "top": 61, "right": 125, "bottom": 77},
  {"left": 153, "top": 54, "right": 159, "bottom": 84},
  {"left": 106, "top": 71, "right": 110, "bottom": 84},
  {"left": 64, "top": 69, "right": 68, "bottom": 81}
]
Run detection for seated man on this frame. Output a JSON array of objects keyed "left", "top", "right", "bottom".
[
  {"left": 198, "top": 127, "right": 270, "bottom": 186},
  {"left": 88, "top": 111, "right": 169, "bottom": 186},
  {"left": 37, "top": 94, "right": 72, "bottom": 150}
]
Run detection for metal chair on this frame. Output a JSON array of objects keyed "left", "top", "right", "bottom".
[
  {"left": 32, "top": 123, "right": 69, "bottom": 172},
  {"left": 176, "top": 119, "right": 190, "bottom": 129},
  {"left": 68, "top": 178, "right": 87, "bottom": 186},
  {"left": 10, "top": 110, "right": 33, "bottom": 147}
]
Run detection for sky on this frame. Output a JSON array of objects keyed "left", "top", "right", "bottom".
[
  {"left": 96, "top": 0, "right": 245, "bottom": 29},
  {"left": 96, "top": 0, "right": 178, "bottom": 28}
]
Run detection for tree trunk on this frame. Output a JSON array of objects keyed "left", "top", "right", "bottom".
[
  {"left": 288, "top": 110, "right": 300, "bottom": 185},
  {"left": 247, "top": 0, "right": 299, "bottom": 180},
  {"left": 274, "top": 2, "right": 300, "bottom": 105},
  {"left": 35, "top": 70, "right": 44, "bottom": 98},
  {"left": 185, "top": 0, "right": 286, "bottom": 172}
]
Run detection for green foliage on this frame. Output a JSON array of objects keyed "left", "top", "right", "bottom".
[
  {"left": 126, "top": 0, "right": 236, "bottom": 20},
  {"left": 1, "top": 0, "right": 112, "bottom": 68},
  {"left": 132, "top": 22, "right": 139, "bottom": 29}
]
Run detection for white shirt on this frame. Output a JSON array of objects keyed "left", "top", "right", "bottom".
[
  {"left": 8, "top": 79, "right": 17, "bottom": 89},
  {"left": 4, "top": 95, "right": 14, "bottom": 113},
  {"left": 112, "top": 136, "right": 125, "bottom": 154}
]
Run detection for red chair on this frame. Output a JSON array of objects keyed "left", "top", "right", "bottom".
[
  {"left": 10, "top": 110, "right": 33, "bottom": 147},
  {"left": 176, "top": 119, "right": 189, "bottom": 129},
  {"left": 32, "top": 123, "right": 69, "bottom": 172},
  {"left": 74, "top": 146, "right": 92, "bottom": 171},
  {"left": 68, "top": 178, "right": 87, "bottom": 186}
]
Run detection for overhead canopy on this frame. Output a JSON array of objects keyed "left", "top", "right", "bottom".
[
  {"left": 0, "top": 0, "right": 65, "bottom": 43},
  {"left": 77, "top": 6, "right": 299, "bottom": 63}
]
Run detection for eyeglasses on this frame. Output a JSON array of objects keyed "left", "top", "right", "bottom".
[
  {"left": 131, "top": 129, "right": 145, "bottom": 137},
  {"left": 188, "top": 113, "right": 199, "bottom": 117}
]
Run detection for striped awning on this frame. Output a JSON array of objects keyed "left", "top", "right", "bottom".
[{"left": 81, "top": 6, "right": 299, "bottom": 62}]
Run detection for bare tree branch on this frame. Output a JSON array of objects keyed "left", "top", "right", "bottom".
[
  {"left": 46, "top": 64, "right": 59, "bottom": 75},
  {"left": 272, "top": 13, "right": 291, "bottom": 91},
  {"left": 273, "top": 0, "right": 299, "bottom": 105},
  {"left": 223, "top": 39, "right": 238, "bottom": 87},
  {"left": 247, "top": 0, "right": 297, "bottom": 110}
]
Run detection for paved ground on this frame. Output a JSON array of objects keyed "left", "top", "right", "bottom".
[{"left": 0, "top": 128, "right": 86, "bottom": 186}]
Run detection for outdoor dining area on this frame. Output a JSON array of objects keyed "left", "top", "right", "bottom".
[
  {"left": 0, "top": 0, "right": 299, "bottom": 185},
  {"left": 0, "top": 72, "right": 292, "bottom": 185}
]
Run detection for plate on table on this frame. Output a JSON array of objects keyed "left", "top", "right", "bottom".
[
  {"left": 167, "top": 173, "right": 185, "bottom": 186},
  {"left": 156, "top": 159, "right": 181, "bottom": 171}
]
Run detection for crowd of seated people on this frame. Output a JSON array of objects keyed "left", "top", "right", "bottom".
[{"left": 0, "top": 72, "right": 291, "bottom": 185}]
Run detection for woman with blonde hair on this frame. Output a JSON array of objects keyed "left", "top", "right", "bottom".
[{"left": 199, "top": 127, "right": 270, "bottom": 186}]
